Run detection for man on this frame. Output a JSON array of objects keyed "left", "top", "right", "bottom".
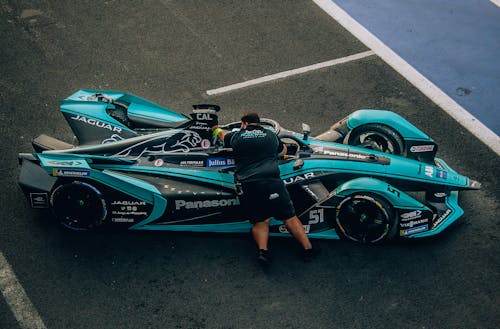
[{"left": 211, "top": 112, "right": 319, "bottom": 266}]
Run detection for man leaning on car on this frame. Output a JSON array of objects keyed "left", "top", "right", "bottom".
[{"left": 209, "top": 111, "right": 319, "bottom": 267}]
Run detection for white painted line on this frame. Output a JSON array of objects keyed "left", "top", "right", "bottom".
[
  {"left": 490, "top": 0, "right": 500, "bottom": 8},
  {"left": 206, "top": 50, "right": 375, "bottom": 95},
  {"left": 313, "top": 0, "right": 500, "bottom": 155},
  {"left": 0, "top": 252, "right": 47, "bottom": 329}
]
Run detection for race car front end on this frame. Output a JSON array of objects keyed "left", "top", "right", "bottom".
[{"left": 403, "top": 157, "right": 480, "bottom": 238}]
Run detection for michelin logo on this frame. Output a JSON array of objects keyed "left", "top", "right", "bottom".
[
  {"left": 175, "top": 198, "right": 240, "bottom": 210},
  {"left": 53, "top": 169, "right": 90, "bottom": 177}
]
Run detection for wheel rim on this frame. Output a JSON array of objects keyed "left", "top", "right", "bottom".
[
  {"left": 50, "top": 182, "right": 107, "bottom": 230},
  {"left": 356, "top": 131, "right": 395, "bottom": 153},
  {"left": 336, "top": 195, "right": 391, "bottom": 243}
]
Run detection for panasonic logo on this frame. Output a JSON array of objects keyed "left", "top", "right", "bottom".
[{"left": 175, "top": 198, "right": 240, "bottom": 210}]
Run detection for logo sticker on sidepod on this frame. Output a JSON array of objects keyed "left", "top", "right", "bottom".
[
  {"left": 52, "top": 169, "right": 90, "bottom": 177},
  {"left": 410, "top": 145, "right": 435, "bottom": 153},
  {"left": 71, "top": 115, "right": 122, "bottom": 133}
]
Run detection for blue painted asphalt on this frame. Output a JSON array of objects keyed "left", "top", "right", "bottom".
[{"left": 333, "top": 0, "right": 500, "bottom": 135}]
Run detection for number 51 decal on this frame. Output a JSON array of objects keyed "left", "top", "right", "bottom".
[{"left": 308, "top": 208, "right": 324, "bottom": 224}]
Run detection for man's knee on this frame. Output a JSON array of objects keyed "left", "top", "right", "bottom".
[{"left": 284, "top": 216, "right": 300, "bottom": 225}]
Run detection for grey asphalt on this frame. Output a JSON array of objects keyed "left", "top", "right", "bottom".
[{"left": 1, "top": 1, "right": 499, "bottom": 329}]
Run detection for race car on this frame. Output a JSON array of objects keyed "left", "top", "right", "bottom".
[{"left": 18, "top": 90, "right": 480, "bottom": 243}]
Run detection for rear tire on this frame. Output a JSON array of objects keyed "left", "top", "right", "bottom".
[
  {"left": 335, "top": 193, "right": 395, "bottom": 243},
  {"left": 50, "top": 181, "right": 107, "bottom": 231},
  {"left": 348, "top": 124, "right": 404, "bottom": 156}
]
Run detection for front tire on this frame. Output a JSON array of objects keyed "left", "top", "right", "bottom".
[
  {"left": 335, "top": 194, "right": 395, "bottom": 243},
  {"left": 348, "top": 124, "right": 404, "bottom": 156},
  {"left": 50, "top": 181, "right": 107, "bottom": 231}
]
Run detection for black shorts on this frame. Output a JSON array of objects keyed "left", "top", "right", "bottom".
[{"left": 239, "top": 179, "right": 296, "bottom": 223}]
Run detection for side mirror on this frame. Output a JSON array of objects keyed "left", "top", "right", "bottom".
[
  {"left": 293, "top": 159, "right": 304, "bottom": 170},
  {"left": 302, "top": 123, "right": 311, "bottom": 140}
]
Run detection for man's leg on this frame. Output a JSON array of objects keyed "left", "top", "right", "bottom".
[
  {"left": 252, "top": 218, "right": 271, "bottom": 250},
  {"left": 284, "top": 216, "right": 312, "bottom": 250},
  {"left": 252, "top": 218, "right": 272, "bottom": 266}
]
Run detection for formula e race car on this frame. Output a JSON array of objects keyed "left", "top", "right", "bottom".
[{"left": 18, "top": 90, "right": 480, "bottom": 243}]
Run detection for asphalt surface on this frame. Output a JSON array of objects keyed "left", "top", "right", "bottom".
[{"left": 1, "top": 1, "right": 499, "bottom": 329}]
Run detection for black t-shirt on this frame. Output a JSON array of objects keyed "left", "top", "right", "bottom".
[{"left": 224, "top": 125, "right": 284, "bottom": 182}]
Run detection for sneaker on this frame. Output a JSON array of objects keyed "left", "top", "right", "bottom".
[
  {"left": 257, "top": 249, "right": 272, "bottom": 267},
  {"left": 302, "top": 246, "right": 321, "bottom": 262}
]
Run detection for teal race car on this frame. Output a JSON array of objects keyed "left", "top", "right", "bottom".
[{"left": 18, "top": 90, "right": 480, "bottom": 243}]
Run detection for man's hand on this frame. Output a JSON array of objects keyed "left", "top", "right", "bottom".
[{"left": 212, "top": 125, "right": 227, "bottom": 140}]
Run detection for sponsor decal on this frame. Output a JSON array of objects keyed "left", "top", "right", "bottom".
[
  {"left": 30, "top": 193, "right": 49, "bottom": 208},
  {"left": 425, "top": 166, "right": 434, "bottom": 178},
  {"left": 71, "top": 115, "right": 122, "bottom": 133},
  {"left": 348, "top": 152, "right": 369, "bottom": 160},
  {"left": 179, "top": 160, "right": 204, "bottom": 167},
  {"left": 410, "top": 144, "right": 435, "bottom": 153},
  {"left": 278, "top": 224, "right": 310, "bottom": 234},
  {"left": 322, "top": 149, "right": 348, "bottom": 158},
  {"left": 47, "top": 160, "right": 83, "bottom": 167},
  {"left": 432, "top": 209, "right": 452, "bottom": 228},
  {"left": 400, "top": 224, "right": 429, "bottom": 236},
  {"left": 241, "top": 129, "right": 266, "bottom": 138},
  {"left": 111, "top": 200, "right": 148, "bottom": 217},
  {"left": 112, "top": 217, "right": 135, "bottom": 223},
  {"left": 207, "top": 158, "right": 235, "bottom": 167},
  {"left": 201, "top": 139, "right": 211, "bottom": 148},
  {"left": 283, "top": 172, "right": 316, "bottom": 185},
  {"left": 175, "top": 198, "right": 240, "bottom": 210},
  {"left": 154, "top": 159, "right": 164, "bottom": 167},
  {"left": 111, "top": 201, "right": 147, "bottom": 206},
  {"left": 189, "top": 124, "right": 211, "bottom": 131},
  {"left": 399, "top": 218, "right": 429, "bottom": 228},
  {"left": 52, "top": 168, "right": 90, "bottom": 177},
  {"left": 194, "top": 113, "right": 213, "bottom": 121},
  {"left": 322, "top": 149, "right": 368, "bottom": 160},
  {"left": 436, "top": 169, "right": 447, "bottom": 179},
  {"left": 400, "top": 210, "right": 422, "bottom": 221}
]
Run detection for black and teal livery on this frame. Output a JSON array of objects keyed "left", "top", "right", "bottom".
[{"left": 18, "top": 90, "right": 480, "bottom": 243}]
